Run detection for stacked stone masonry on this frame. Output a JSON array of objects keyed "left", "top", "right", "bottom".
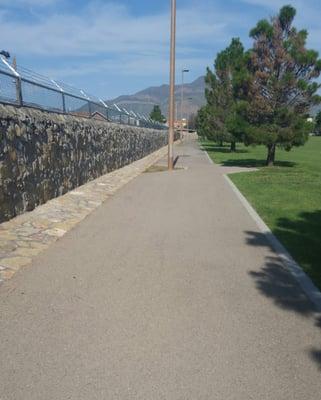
[{"left": 0, "top": 104, "right": 169, "bottom": 223}]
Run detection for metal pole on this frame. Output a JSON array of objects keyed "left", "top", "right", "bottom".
[
  {"left": 51, "top": 79, "right": 66, "bottom": 113},
  {"left": 12, "top": 57, "right": 23, "bottom": 106},
  {"left": 168, "top": 0, "right": 176, "bottom": 171},
  {"left": 180, "top": 69, "right": 189, "bottom": 140},
  {"left": 62, "top": 93, "right": 66, "bottom": 113},
  {"left": 16, "top": 77, "right": 23, "bottom": 107},
  {"left": 99, "top": 99, "right": 109, "bottom": 121}
]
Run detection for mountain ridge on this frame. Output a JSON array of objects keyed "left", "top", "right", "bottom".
[{"left": 105, "top": 76, "right": 206, "bottom": 118}]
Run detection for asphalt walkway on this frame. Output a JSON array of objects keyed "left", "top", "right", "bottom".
[{"left": 1, "top": 138, "right": 320, "bottom": 399}]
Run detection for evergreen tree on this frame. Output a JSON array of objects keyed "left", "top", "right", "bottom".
[
  {"left": 196, "top": 105, "right": 215, "bottom": 140},
  {"left": 197, "top": 38, "right": 246, "bottom": 150},
  {"left": 242, "top": 5, "right": 321, "bottom": 165},
  {"left": 150, "top": 105, "right": 166, "bottom": 123}
]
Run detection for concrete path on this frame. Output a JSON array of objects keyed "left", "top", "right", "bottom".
[{"left": 0, "top": 138, "right": 320, "bottom": 399}]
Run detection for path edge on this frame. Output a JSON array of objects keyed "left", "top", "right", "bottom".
[{"left": 204, "top": 146, "right": 321, "bottom": 312}]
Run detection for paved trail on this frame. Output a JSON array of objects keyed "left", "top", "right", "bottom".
[{"left": 1, "top": 139, "right": 320, "bottom": 399}]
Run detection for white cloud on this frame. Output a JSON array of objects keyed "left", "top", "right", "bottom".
[
  {"left": 1, "top": 0, "right": 320, "bottom": 97},
  {"left": 0, "top": 0, "right": 240, "bottom": 87},
  {"left": 0, "top": 2, "right": 230, "bottom": 57}
]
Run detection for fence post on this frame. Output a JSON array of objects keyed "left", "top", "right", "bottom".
[
  {"left": 50, "top": 79, "right": 66, "bottom": 113},
  {"left": 88, "top": 101, "right": 92, "bottom": 117},
  {"left": 1, "top": 57, "right": 23, "bottom": 106},
  {"left": 16, "top": 77, "right": 23, "bottom": 106},
  {"left": 62, "top": 93, "right": 66, "bottom": 113}
]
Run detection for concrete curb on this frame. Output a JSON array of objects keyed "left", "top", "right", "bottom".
[{"left": 204, "top": 146, "right": 321, "bottom": 312}]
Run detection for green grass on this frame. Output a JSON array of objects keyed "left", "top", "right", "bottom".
[{"left": 202, "top": 137, "right": 321, "bottom": 290}]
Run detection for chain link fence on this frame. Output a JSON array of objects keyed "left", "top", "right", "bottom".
[{"left": 0, "top": 57, "right": 166, "bottom": 130}]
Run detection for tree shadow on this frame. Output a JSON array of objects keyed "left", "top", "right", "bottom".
[
  {"left": 245, "top": 210, "right": 321, "bottom": 369},
  {"left": 310, "top": 349, "right": 321, "bottom": 368},
  {"left": 272, "top": 211, "right": 321, "bottom": 287},
  {"left": 200, "top": 142, "right": 296, "bottom": 168},
  {"left": 201, "top": 143, "right": 249, "bottom": 154},
  {"left": 248, "top": 253, "right": 315, "bottom": 315},
  {"left": 221, "top": 159, "right": 296, "bottom": 168},
  {"left": 222, "top": 158, "right": 266, "bottom": 167}
]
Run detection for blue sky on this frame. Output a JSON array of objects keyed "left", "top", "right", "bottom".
[{"left": 1, "top": 0, "right": 321, "bottom": 99}]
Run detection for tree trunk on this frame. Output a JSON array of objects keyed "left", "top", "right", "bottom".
[
  {"left": 219, "top": 140, "right": 223, "bottom": 147},
  {"left": 230, "top": 141, "right": 236, "bottom": 152},
  {"left": 266, "top": 143, "right": 276, "bottom": 166}
]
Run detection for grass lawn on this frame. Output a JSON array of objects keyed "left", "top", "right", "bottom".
[{"left": 202, "top": 137, "right": 321, "bottom": 290}]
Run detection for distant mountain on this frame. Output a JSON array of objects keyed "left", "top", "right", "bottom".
[{"left": 105, "top": 76, "right": 206, "bottom": 119}]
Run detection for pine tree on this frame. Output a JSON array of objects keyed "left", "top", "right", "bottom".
[
  {"left": 198, "top": 38, "right": 245, "bottom": 150},
  {"left": 196, "top": 105, "right": 214, "bottom": 139},
  {"left": 150, "top": 105, "right": 166, "bottom": 123},
  {"left": 204, "top": 56, "right": 232, "bottom": 146},
  {"left": 243, "top": 5, "right": 321, "bottom": 165}
]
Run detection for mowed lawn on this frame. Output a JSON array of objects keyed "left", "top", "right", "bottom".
[{"left": 202, "top": 137, "right": 321, "bottom": 290}]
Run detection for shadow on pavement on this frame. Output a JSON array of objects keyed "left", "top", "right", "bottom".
[
  {"left": 310, "top": 349, "right": 321, "bottom": 367},
  {"left": 245, "top": 229, "right": 321, "bottom": 370}
]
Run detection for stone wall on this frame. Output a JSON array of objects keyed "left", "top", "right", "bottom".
[{"left": 0, "top": 104, "right": 169, "bottom": 223}]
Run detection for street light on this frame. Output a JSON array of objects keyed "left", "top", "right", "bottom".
[
  {"left": 168, "top": 0, "right": 176, "bottom": 171},
  {"left": 181, "top": 68, "right": 189, "bottom": 139},
  {"left": 180, "top": 69, "right": 189, "bottom": 139}
]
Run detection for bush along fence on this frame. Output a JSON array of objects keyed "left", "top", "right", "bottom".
[{"left": 0, "top": 57, "right": 166, "bottom": 130}]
